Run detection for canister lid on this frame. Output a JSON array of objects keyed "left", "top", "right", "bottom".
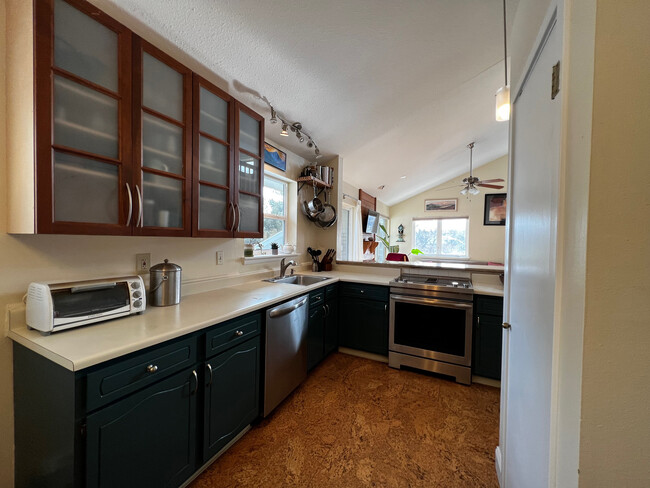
[{"left": 150, "top": 259, "right": 182, "bottom": 272}]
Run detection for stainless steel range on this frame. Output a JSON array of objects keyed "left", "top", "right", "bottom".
[{"left": 389, "top": 273, "right": 474, "bottom": 385}]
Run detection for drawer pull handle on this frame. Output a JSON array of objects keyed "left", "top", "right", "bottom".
[
  {"left": 235, "top": 330, "right": 244, "bottom": 337},
  {"left": 146, "top": 364, "right": 158, "bottom": 373},
  {"left": 360, "top": 290, "right": 364, "bottom": 294}
]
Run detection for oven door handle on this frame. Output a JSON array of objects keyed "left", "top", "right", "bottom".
[{"left": 390, "top": 294, "right": 473, "bottom": 310}]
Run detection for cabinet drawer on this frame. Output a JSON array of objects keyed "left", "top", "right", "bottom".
[
  {"left": 205, "top": 312, "right": 261, "bottom": 358},
  {"left": 309, "top": 289, "right": 325, "bottom": 309},
  {"left": 475, "top": 295, "right": 504, "bottom": 316},
  {"left": 340, "top": 282, "right": 389, "bottom": 302},
  {"left": 86, "top": 336, "right": 198, "bottom": 411}
]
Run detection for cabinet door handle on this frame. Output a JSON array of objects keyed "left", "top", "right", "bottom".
[
  {"left": 234, "top": 203, "right": 240, "bottom": 231},
  {"left": 125, "top": 182, "right": 133, "bottom": 226},
  {"left": 384, "top": 304, "right": 387, "bottom": 312},
  {"left": 228, "top": 202, "right": 236, "bottom": 232},
  {"left": 135, "top": 185, "right": 143, "bottom": 227},
  {"left": 477, "top": 316, "right": 480, "bottom": 327},
  {"left": 322, "top": 304, "right": 327, "bottom": 317},
  {"left": 146, "top": 364, "right": 158, "bottom": 373},
  {"left": 502, "top": 322, "right": 512, "bottom": 330},
  {"left": 326, "top": 304, "right": 330, "bottom": 316},
  {"left": 191, "top": 370, "right": 198, "bottom": 395},
  {"left": 206, "top": 363, "right": 213, "bottom": 387},
  {"left": 235, "top": 330, "right": 244, "bottom": 337}
]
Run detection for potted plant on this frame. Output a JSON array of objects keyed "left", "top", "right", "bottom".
[{"left": 271, "top": 243, "right": 279, "bottom": 255}]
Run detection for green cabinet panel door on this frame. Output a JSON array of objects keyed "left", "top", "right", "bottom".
[
  {"left": 307, "top": 305, "right": 326, "bottom": 371},
  {"left": 339, "top": 295, "right": 389, "bottom": 356},
  {"left": 472, "top": 295, "right": 504, "bottom": 380},
  {"left": 85, "top": 368, "right": 198, "bottom": 488},
  {"left": 203, "top": 336, "right": 260, "bottom": 461},
  {"left": 324, "top": 298, "right": 339, "bottom": 357}
]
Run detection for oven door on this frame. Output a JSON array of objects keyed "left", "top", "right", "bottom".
[{"left": 389, "top": 294, "right": 473, "bottom": 366}]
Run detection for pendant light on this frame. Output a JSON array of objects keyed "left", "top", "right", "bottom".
[{"left": 495, "top": 0, "right": 510, "bottom": 121}]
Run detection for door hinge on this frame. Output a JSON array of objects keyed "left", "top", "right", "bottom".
[{"left": 551, "top": 61, "right": 560, "bottom": 100}]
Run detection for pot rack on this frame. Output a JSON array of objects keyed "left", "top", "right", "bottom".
[{"left": 297, "top": 175, "right": 331, "bottom": 197}]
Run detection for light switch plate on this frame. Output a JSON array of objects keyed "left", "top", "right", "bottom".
[
  {"left": 216, "top": 251, "right": 224, "bottom": 265},
  {"left": 136, "top": 253, "right": 151, "bottom": 273}
]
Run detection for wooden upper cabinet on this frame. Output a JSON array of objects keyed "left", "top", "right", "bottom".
[
  {"left": 234, "top": 104, "right": 264, "bottom": 239},
  {"left": 132, "top": 37, "right": 192, "bottom": 236},
  {"left": 26, "top": 0, "right": 264, "bottom": 238},
  {"left": 35, "top": 0, "right": 133, "bottom": 235}
]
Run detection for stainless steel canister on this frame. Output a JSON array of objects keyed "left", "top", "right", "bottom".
[{"left": 149, "top": 259, "right": 182, "bottom": 306}]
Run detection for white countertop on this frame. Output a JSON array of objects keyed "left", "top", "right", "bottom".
[{"left": 8, "top": 268, "right": 502, "bottom": 371}]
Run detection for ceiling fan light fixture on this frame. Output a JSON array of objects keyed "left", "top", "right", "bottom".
[
  {"left": 496, "top": 85, "right": 510, "bottom": 122},
  {"left": 460, "top": 187, "right": 469, "bottom": 196},
  {"left": 469, "top": 186, "right": 480, "bottom": 195}
]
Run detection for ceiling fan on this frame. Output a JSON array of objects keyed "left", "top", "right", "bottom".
[{"left": 439, "top": 142, "right": 505, "bottom": 195}]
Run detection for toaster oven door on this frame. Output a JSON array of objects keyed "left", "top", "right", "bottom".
[{"left": 52, "top": 282, "right": 131, "bottom": 328}]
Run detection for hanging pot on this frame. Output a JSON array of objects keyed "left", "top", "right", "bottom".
[{"left": 317, "top": 188, "right": 337, "bottom": 228}]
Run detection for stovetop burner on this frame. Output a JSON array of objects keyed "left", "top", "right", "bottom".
[{"left": 391, "top": 274, "right": 473, "bottom": 291}]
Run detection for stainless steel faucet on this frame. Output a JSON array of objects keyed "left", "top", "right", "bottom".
[{"left": 279, "top": 258, "right": 297, "bottom": 278}]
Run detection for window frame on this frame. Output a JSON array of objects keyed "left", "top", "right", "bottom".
[
  {"left": 412, "top": 216, "right": 470, "bottom": 259},
  {"left": 338, "top": 202, "right": 354, "bottom": 261},
  {"left": 260, "top": 173, "right": 288, "bottom": 249}
]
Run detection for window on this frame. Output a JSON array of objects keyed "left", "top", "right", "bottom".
[
  {"left": 245, "top": 174, "right": 287, "bottom": 250},
  {"left": 339, "top": 205, "right": 352, "bottom": 261},
  {"left": 413, "top": 217, "right": 469, "bottom": 258}
]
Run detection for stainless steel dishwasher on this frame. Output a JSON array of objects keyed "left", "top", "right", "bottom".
[{"left": 263, "top": 294, "right": 309, "bottom": 417}]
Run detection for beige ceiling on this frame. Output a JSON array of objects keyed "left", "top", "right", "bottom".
[{"left": 100, "top": 0, "right": 518, "bottom": 206}]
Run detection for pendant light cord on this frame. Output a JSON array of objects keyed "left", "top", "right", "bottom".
[{"left": 502, "top": 0, "right": 508, "bottom": 86}]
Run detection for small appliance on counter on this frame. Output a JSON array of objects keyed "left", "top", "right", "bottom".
[
  {"left": 149, "top": 259, "right": 182, "bottom": 307},
  {"left": 25, "top": 276, "right": 146, "bottom": 334}
]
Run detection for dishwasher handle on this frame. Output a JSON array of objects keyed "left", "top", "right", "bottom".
[{"left": 268, "top": 297, "right": 308, "bottom": 318}]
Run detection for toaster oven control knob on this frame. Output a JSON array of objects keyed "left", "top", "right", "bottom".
[
  {"left": 132, "top": 281, "right": 141, "bottom": 289},
  {"left": 133, "top": 290, "right": 142, "bottom": 299},
  {"left": 134, "top": 300, "right": 143, "bottom": 308}
]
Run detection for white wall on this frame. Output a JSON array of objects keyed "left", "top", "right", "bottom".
[
  {"left": 0, "top": 0, "right": 339, "bottom": 483},
  {"left": 387, "top": 156, "right": 507, "bottom": 262},
  {"left": 579, "top": 0, "right": 650, "bottom": 485}
]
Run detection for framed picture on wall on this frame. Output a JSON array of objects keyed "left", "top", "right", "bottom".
[
  {"left": 264, "top": 142, "right": 287, "bottom": 171},
  {"left": 424, "top": 198, "right": 457, "bottom": 211},
  {"left": 484, "top": 193, "right": 507, "bottom": 225}
]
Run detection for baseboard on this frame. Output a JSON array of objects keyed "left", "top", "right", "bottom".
[
  {"left": 472, "top": 375, "right": 501, "bottom": 388},
  {"left": 495, "top": 445, "right": 503, "bottom": 487},
  {"left": 338, "top": 347, "right": 389, "bottom": 363}
]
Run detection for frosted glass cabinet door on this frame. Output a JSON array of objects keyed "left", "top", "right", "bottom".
[
  {"left": 200, "top": 88, "right": 229, "bottom": 142},
  {"left": 142, "top": 53, "right": 183, "bottom": 121},
  {"left": 142, "top": 173, "right": 183, "bottom": 228},
  {"left": 238, "top": 110, "right": 260, "bottom": 155},
  {"left": 142, "top": 114, "right": 183, "bottom": 175},
  {"left": 238, "top": 194, "right": 260, "bottom": 233},
  {"left": 53, "top": 152, "right": 119, "bottom": 224},
  {"left": 54, "top": 0, "right": 118, "bottom": 91},
  {"left": 238, "top": 153, "right": 260, "bottom": 195},
  {"left": 199, "top": 185, "right": 229, "bottom": 231}
]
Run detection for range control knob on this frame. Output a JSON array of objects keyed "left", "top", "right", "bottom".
[
  {"left": 133, "top": 290, "right": 142, "bottom": 299},
  {"left": 133, "top": 300, "right": 143, "bottom": 308},
  {"left": 131, "top": 281, "right": 141, "bottom": 290}
]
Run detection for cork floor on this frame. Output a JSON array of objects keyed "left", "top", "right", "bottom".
[{"left": 190, "top": 353, "right": 500, "bottom": 488}]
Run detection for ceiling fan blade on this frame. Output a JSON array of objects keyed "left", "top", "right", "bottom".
[
  {"left": 436, "top": 184, "right": 465, "bottom": 191},
  {"left": 478, "top": 178, "right": 505, "bottom": 184},
  {"left": 477, "top": 183, "right": 504, "bottom": 189}
]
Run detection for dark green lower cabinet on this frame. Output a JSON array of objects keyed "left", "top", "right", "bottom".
[
  {"left": 85, "top": 368, "right": 197, "bottom": 488},
  {"left": 307, "top": 305, "right": 326, "bottom": 371},
  {"left": 339, "top": 295, "right": 389, "bottom": 356},
  {"left": 324, "top": 298, "right": 339, "bottom": 356},
  {"left": 472, "top": 295, "right": 504, "bottom": 380},
  {"left": 203, "top": 337, "right": 260, "bottom": 461}
]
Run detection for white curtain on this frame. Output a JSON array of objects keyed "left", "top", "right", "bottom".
[{"left": 350, "top": 200, "right": 364, "bottom": 261}]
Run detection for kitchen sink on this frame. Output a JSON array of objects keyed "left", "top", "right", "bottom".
[{"left": 265, "top": 275, "right": 330, "bottom": 286}]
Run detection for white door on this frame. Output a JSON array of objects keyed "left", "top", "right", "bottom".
[{"left": 501, "top": 7, "right": 562, "bottom": 488}]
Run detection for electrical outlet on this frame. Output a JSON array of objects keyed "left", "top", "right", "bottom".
[
  {"left": 136, "top": 253, "right": 151, "bottom": 273},
  {"left": 216, "top": 251, "right": 224, "bottom": 265}
]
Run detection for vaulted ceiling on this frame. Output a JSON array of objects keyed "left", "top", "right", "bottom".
[{"left": 102, "top": 0, "right": 518, "bottom": 206}]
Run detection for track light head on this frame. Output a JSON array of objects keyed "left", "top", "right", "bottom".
[{"left": 280, "top": 123, "right": 289, "bottom": 136}]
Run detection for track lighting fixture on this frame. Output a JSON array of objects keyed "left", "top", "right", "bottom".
[{"left": 262, "top": 101, "right": 322, "bottom": 159}]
